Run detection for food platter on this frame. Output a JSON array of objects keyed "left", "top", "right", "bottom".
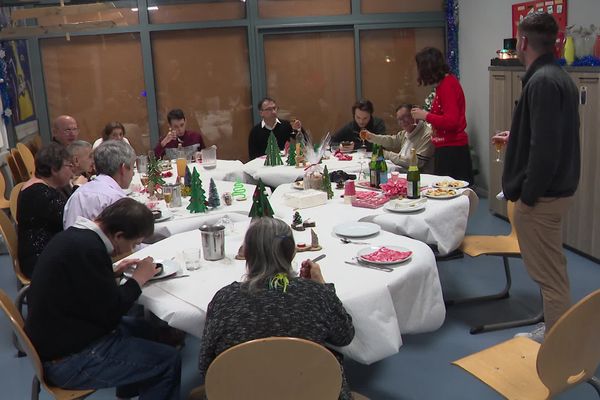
[
  {"left": 357, "top": 246, "right": 412, "bottom": 265},
  {"left": 384, "top": 198, "right": 426, "bottom": 213},
  {"left": 433, "top": 180, "right": 469, "bottom": 189},
  {"left": 424, "top": 188, "right": 463, "bottom": 199}
]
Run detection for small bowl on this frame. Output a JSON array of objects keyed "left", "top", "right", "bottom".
[{"left": 151, "top": 210, "right": 162, "bottom": 220}]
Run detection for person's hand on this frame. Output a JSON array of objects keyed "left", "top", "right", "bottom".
[
  {"left": 301, "top": 259, "right": 325, "bottom": 284},
  {"left": 410, "top": 107, "right": 428, "bottom": 122},
  {"left": 492, "top": 130, "right": 510, "bottom": 144},
  {"left": 131, "top": 257, "right": 158, "bottom": 286},
  {"left": 72, "top": 174, "right": 88, "bottom": 186},
  {"left": 291, "top": 119, "right": 302, "bottom": 131},
  {"left": 113, "top": 258, "right": 140, "bottom": 276},
  {"left": 161, "top": 128, "right": 177, "bottom": 148}
]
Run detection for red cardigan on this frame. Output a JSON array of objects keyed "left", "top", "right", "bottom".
[{"left": 426, "top": 74, "right": 469, "bottom": 148}]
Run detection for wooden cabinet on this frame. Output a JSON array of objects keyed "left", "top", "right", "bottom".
[{"left": 489, "top": 66, "right": 600, "bottom": 260}]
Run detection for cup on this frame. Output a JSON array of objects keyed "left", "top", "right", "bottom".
[
  {"left": 194, "top": 151, "right": 203, "bottom": 163},
  {"left": 137, "top": 155, "right": 148, "bottom": 174},
  {"left": 201, "top": 145, "right": 217, "bottom": 169},
  {"left": 183, "top": 248, "right": 201, "bottom": 271},
  {"left": 199, "top": 224, "right": 225, "bottom": 261},
  {"left": 176, "top": 157, "right": 187, "bottom": 178},
  {"left": 356, "top": 147, "right": 367, "bottom": 158}
]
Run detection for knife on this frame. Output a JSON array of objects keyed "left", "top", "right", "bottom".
[{"left": 344, "top": 260, "right": 393, "bottom": 272}]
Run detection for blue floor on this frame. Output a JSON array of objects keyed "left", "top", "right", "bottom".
[{"left": 1, "top": 198, "right": 599, "bottom": 399}]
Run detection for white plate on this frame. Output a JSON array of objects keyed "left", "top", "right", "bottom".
[
  {"left": 357, "top": 246, "right": 412, "bottom": 265},
  {"left": 123, "top": 259, "right": 180, "bottom": 281},
  {"left": 154, "top": 209, "right": 173, "bottom": 222},
  {"left": 384, "top": 199, "right": 426, "bottom": 213},
  {"left": 291, "top": 181, "right": 304, "bottom": 190},
  {"left": 424, "top": 188, "right": 463, "bottom": 199},
  {"left": 333, "top": 222, "right": 380, "bottom": 238},
  {"left": 433, "top": 180, "right": 469, "bottom": 189}
]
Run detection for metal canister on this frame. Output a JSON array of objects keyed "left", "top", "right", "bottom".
[{"left": 199, "top": 224, "right": 225, "bottom": 261}]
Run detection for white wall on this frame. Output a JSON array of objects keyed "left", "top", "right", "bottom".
[{"left": 459, "top": 0, "right": 600, "bottom": 191}]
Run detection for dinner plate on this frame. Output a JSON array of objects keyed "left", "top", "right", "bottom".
[
  {"left": 333, "top": 222, "right": 380, "bottom": 238},
  {"left": 357, "top": 246, "right": 412, "bottom": 265},
  {"left": 433, "top": 180, "right": 469, "bottom": 189},
  {"left": 384, "top": 198, "right": 427, "bottom": 213},
  {"left": 424, "top": 188, "right": 463, "bottom": 199},
  {"left": 123, "top": 259, "right": 180, "bottom": 281},
  {"left": 154, "top": 209, "right": 173, "bottom": 222}
]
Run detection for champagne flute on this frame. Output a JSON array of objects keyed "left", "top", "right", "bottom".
[
  {"left": 163, "top": 186, "right": 173, "bottom": 207},
  {"left": 359, "top": 129, "right": 368, "bottom": 148},
  {"left": 494, "top": 130, "right": 504, "bottom": 163}
]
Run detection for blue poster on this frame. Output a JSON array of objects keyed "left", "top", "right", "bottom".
[{"left": 4, "top": 39, "right": 36, "bottom": 126}]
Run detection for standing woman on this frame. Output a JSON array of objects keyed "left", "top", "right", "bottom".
[{"left": 411, "top": 47, "right": 473, "bottom": 183}]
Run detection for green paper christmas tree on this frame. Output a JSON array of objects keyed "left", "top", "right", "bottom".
[
  {"left": 286, "top": 142, "right": 296, "bottom": 166},
  {"left": 264, "top": 132, "right": 283, "bottom": 166},
  {"left": 146, "top": 151, "right": 165, "bottom": 196},
  {"left": 207, "top": 178, "right": 221, "bottom": 208},
  {"left": 248, "top": 179, "right": 274, "bottom": 218},
  {"left": 322, "top": 165, "right": 334, "bottom": 199},
  {"left": 187, "top": 167, "right": 208, "bottom": 213},
  {"left": 232, "top": 179, "right": 247, "bottom": 200}
]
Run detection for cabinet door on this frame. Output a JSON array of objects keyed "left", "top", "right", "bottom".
[
  {"left": 563, "top": 73, "right": 600, "bottom": 259},
  {"left": 488, "top": 71, "right": 513, "bottom": 217}
]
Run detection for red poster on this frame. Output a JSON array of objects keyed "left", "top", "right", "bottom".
[{"left": 512, "top": 0, "right": 568, "bottom": 38}]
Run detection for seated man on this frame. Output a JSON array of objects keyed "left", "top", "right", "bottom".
[
  {"left": 63, "top": 140, "right": 135, "bottom": 228},
  {"left": 248, "top": 97, "right": 303, "bottom": 160},
  {"left": 154, "top": 108, "right": 205, "bottom": 159},
  {"left": 52, "top": 115, "right": 80, "bottom": 146},
  {"left": 56, "top": 140, "right": 94, "bottom": 199},
  {"left": 25, "top": 198, "right": 181, "bottom": 399},
  {"left": 363, "top": 104, "right": 435, "bottom": 173},
  {"left": 332, "top": 99, "right": 386, "bottom": 151}
]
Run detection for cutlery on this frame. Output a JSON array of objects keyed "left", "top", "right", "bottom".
[
  {"left": 152, "top": 274, "right": 190, "bottom": 282},
  {"left": 344, "top": 260, "right": 393, "bottom": 272},
  {"left": 340, "top": 238, "right": 370, "bottom": 245},
  {"left": 311, "top": 254, "right": 326, "bottom": 263}
]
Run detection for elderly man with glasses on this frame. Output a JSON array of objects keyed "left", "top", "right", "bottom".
[
  {"left": 248, "top": 97, "right": 304, "bottom": 160},
  {"left": 52, "top": 115, "right": 80, "bottom": 146}
]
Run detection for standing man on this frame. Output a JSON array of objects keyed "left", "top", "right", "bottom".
[
  {"left": 154, "top": 108, "right": 206, "bottom": 159},
  {"left": 248, "top": 97, "right": 303, "bottom": 160},
  {"left": 493, "top": 12, "right": 580, "bottom": 342},
  {"left": 52, "top": 115, "right": 79, "bottom": 146},
  {"left": 332, "top": 99, "right": 386, "bottom": 152}
]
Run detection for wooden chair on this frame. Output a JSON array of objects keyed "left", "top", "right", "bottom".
[
  {"left": 29, "top": 133, "right": 43, "bottom": 156},
  {"left": 0, "top": 289, "right": 95, "bottom": 400},
  {"left": 10, "top": 148, "right": 29, "bottom": 183},
  {"left": 188, "top": 337, "right": 369, "bottom": 400},
  {"left": 453, "top": 288, "right": 600, "bottom": 399},
  {"left": 0, "top": 171, "right": 10, "bottom": 210},
  {"left": 6, "top": 152, "right": 26, "bottom": 184},
  {"left": 17, "top": 142, "right": 36, "bottom": 178},
  {"left": 451, "top": 201, "right": 543, "bottom": 334},
  {"left": 9, "top": 182, "right": 24, "bottom": 224}
]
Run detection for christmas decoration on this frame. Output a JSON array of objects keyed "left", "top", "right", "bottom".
[
  {"left": 286, "top": 142, "right": 296, "bottom": 166},
  {"left": 295, "top": 142, "right": 306, "bottom": 167},
  {"left": 264, "top": 131, "right": 283, "bottom": 166},
  {"left": 296, "top": 229, "right": 322, "bottom": 252},
  {"left": 322, "top": 165, "right": 334, "bottom": 199},
  {"left": 292, "top": 211, "right": 305, "bottom": 231},
  {"left": 146, "top": 151, "right": 165, "bottom": 196},
  {"left": 222, "top": 192, "right": 233, "bottom": 206},
  {"left": 187, "top": 167, "right": 208, "bottom": 213},
  {"left": 184, "top": 166, "right": 192, "bottom": 186},
  {"left": 207, "top": 178, "right": 221, "bottom": 208},
  {"left": 445, "top": 0, "right": 459, "bottom": 77},
  {"left": 232, "top": 179, "right": 247, "bottom": 200},
  {"left": 248, "top": 179, "right": 274, "bottom": 218},
  {"left": 0, "top": 42, "right": 12, "bottom": 124}
]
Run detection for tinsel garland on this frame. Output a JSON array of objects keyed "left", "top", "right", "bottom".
[
  {"left": 0, "top": 42, "right": 12, "bottom": 124},
  {"left": 445, "top": 0, "right": 459, "bottom": 78}
]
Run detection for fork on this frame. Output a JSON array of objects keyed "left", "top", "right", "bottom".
[
  {"left": 340, "top": 238, "right": 370, "bottom": 245},
  {"left": 344, "top": 260, "right": 393, "bottom": 272}
]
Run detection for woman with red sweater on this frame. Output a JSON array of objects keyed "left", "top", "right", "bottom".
[{"left": 411, "top": 47, "right": 473, "bottom": 183}]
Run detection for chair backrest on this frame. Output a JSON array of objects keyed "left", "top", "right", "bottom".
[
  {"left": 10, "top": 148, "right": 29, "bottom": 183},
  {"left": 29, "top": 134, "right": 43, "bottom": 156},
  {"left": 0, "top": 171, "right": 10, "bottom": 209},
  {"left": 537, "top": 288, "right": 600, "bottom": 396},
  {"left": 6, "top": 153, "right": 25, "bottom": 184},
  {"left": 16, "top": 142, "right": 35, "bottom": 179},
  {"left": 9, "top": 182, "right": 24, "bottom": 224},
  {"left": 0, "top": 208, "right": 29, "bottom": 286},
  {"left": 205, "top": 337, "right": 343, "bottom": 400}
]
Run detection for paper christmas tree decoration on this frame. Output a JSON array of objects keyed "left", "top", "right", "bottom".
[
  {"left": 248, "top": 179, "right": 274, "bottom": 218},
  {"left": 146, "top": 151, "right": 165, "bottom": 196},
  {"left": 207, "top": 178, "right": 221, "bottom": 208},
  {"left": 286, "top": 142, "right": 296, "bottom": 166},
  {"left": 264, "top": 132, "right": 283, "bottom": 166},
  {"left": 322, "top": 165, "right": 334, "bottom": 199},
  {"left": 232, "top": 179, "right": 247, "bottom": 200},
  {"left": 187, "top": 167, "right": 208, "bottom": 213},
  {"left": 184, "top": 166, "right": 192, "bottom": 187},
  {"left": 292, "top": 211, "right": 304, "bottom": 231}
]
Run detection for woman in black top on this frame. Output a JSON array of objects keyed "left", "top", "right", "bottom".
[
  {"left": 18, "top": 143, "right": 74, "bottom": 278},
  {"left": 199, "top": 217, "right": 355, "bottom": 399}
]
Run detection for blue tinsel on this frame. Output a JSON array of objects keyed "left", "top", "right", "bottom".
[
  {"left": 0, "top": 42, "right": 11, "bottom": 124},
  {"left": 445, "top": 0, "right": 459, "bottom": 77},
  {"left": 572, "top": 55, "right": 600, "bottom": 67}
]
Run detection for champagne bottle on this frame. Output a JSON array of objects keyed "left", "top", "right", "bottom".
[
  {"left": 369, "top": 153, "right": 380, "bottom": 188},
  {"left": 377, "top": 147, "right": 388, "bottom": 186},
  {"left": 407, "top": 148, "right": 420, "bottom": 199}
]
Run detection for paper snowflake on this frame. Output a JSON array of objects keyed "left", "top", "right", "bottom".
[
  {"left": 0, "top": 49, "right": 5, "bottom": 59},
  {"left": 3, "top": 108, "right": 12, "bottom": 117}
]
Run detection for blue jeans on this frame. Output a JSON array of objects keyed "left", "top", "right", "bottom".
[{"left": 43, "top": 320, "right": 181, "bottom": 400}]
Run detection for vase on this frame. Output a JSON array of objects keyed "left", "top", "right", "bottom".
[
  {"left": 594, "top": 35, "right": 600, "bottom": 58},
  {"left": 564, "top": 36, "right": 575, "bottom": 65}
]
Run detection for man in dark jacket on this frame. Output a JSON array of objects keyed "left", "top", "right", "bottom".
[
  {"left": 332, "top": 99, "right": 386, "bottom": 151},
  {"left": 493, "top": 12, "right": 580, "bottom": 342}
]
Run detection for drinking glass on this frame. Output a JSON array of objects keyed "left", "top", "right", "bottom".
[
  {"left": 163, "top": 185, "right": 173, "bottom": 207},
  {"left": 176, "top": 157, "right": 187, "bottom": 178},
  {"left": 136, "top": 155, "right": 148, "bottom": 174},
  {"left": 359, "top": 129, "right": 368, "bottom": 148},
  {"left": 182, "top": 248, "right": 201, "bottom": 271},
  {"left": 140, "top": 174, "right": 149, "bottom": 188},
  {"left": 494, "top": 130, "right": 504, "bottom": 163}
]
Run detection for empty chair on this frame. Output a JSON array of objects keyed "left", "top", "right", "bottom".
[
  {"left": 453, "top": 288, "right": 600, "bottom": 399},
  {"left": 6, "top": 152, "right": 26, "bottom": 184},
  {"left": 0, "top": 289, "right": 95, "bottom": 400},
  {"left": 9, "top": 182, "right": 24, "bottom": 224},
  {"left": 189, "top": 337, "right": 368, "bottom": 400},
  {"left": 10, "top": 148, "right": 29, "bottom": 183},
  {"left": 29, "top": 134, "right": 43, "bottom": 156},
  {"left": 0, "top": 171, "right": 10, "bottom": 209},
  {"left": 16, "top": 142, "right": 36, "bottom": 178}
]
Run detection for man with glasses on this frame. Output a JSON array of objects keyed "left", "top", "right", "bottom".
[
  {"left": 63, "top": 140, "right": 136, "bottom": 228},
  {"left": 362, "top": 104, "right": 434, "bottom": 173},
  {"left": 52, "top": 115, "right": 80, "bottom": 146},
  {"left": 248, "top": 97, "right": 303, "bottom": 160},
  {"left": 332, "top": 99, "right": 386, "bottom": 152}
]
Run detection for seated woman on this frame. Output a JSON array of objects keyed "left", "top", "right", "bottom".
[
  {"left": 199, "top": 217, "right": 355, "bottom": 399},
  {"left": 92, "top": 121, "right": 131, "bottom": 149},
  {"left": 18, "top": 143, "right": 75, "bottom": 278}
]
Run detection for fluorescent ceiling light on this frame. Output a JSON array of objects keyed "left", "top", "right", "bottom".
[{"left": 131, "top": 6, "right": 159, "bottom": 11}]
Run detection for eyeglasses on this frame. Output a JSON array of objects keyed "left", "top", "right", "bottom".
[
  {"left": 63, "top": 128, "right": 79, "bottom": 133},
  {"left": 63, "top": 163, "right": 75, "bottom": 169},
  {"left": 261, "top": 106, "right": 278, "bottom": 112}
]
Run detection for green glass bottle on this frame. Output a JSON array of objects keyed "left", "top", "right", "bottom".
[
  {"left": 369, "top": 153, "right": 380, "bottom": 188},
  {"left": 377, "top": 147, "right": 388, "bottom": 186},
  {"left": 406, "top": 148, "right": 420, "bottom": 199}
]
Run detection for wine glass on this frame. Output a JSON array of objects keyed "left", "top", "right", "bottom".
[
  {"left": 494, "top": 130, "right": 504, "bottom": 163},
  {"left": 163, "top": 185, "right": 173, "bottom": 207},
  {"left": 359, "top": 129, "right": 368, "bottom": 148}
]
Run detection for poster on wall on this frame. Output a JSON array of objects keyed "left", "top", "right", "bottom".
[{"left": 512, "top": 0, "right": 568, "bottom": 38}]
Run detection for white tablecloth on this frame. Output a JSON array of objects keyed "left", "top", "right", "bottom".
[
  {"left": 270, "top": 174, "right": 470, "bottom": 255},
  {"left": 128, "top": 217, "right": 445, "bottom": 365}
]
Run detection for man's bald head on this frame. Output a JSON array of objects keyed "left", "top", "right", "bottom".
[{"left": 52, "top": 115, "right": 79, "bottom": 146}]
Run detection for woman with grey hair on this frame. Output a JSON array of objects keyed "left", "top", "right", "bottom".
[{"left": 198, "top": 217, "right": 355, "bottom": 399}]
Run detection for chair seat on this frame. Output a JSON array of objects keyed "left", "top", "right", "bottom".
[
  {"left": 188, "top": 385, "right": 370, "bottom": 400},
  {"left": 47, "top": 385, "right": 95, "bottom": 400},
  {"left": 460, "top": 235, "right": 520, "bottom": 257},
  {"left": 453, "top": 337, "right": 548, "bottom": 400}
]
